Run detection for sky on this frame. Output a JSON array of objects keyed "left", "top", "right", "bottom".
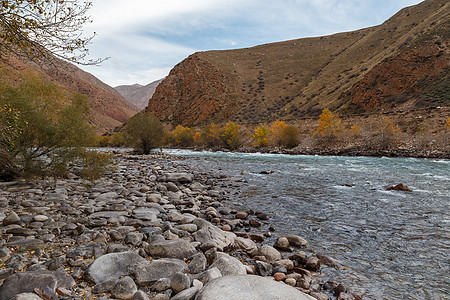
[{"left": 80, "top": 0, "right": 424, "bottom": 87}]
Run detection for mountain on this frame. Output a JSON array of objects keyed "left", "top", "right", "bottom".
[
  {"left": 115, "top": 79, "right": 163, "bottom": 110},
  {"left": 0, "top": 54, "right": 139, "bottom": 133},
  {"left": 147, "top": 0, "right": 449, "bottom": 126}
]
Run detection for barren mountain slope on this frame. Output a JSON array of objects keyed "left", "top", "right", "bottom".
[{"left": 147, "top": 0, "right": 449, "bottom": 126}]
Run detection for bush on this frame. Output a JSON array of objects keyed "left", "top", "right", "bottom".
[
  {"left": 269, "top": 120, "right": 287, "bottom": 147},
  {"left": 313, "top": 108, "right": 343, "bottom": 145},
  {"left": 374, "top": 116, "right": 400, "bottom": 149},
  {"left": 253, "top": 125, "right": 269, "bottom": 147},
  {"left": 281, "top": 125, "right": 300, "bottom": 148},
  {"left": 0, "top": 77, "right": 105, "bottom": 179},
  {"left": 201, "top": 122, "right": 223, "bottom": 147},
  {"left": 221, "top": 121, "right": 241, "bottom": 150},
  {"left": 124, "top": 112, "right": 164, "bottom": 154},
  {"left": 77, "top": 150, "right": 116, "bottom": 182},
  {"left": 172, "top": 125, "right": 195, "bottom": 147}
]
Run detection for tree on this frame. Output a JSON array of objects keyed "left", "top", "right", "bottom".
[
  {"left": 201, "top": 122, "right": 222, "bottom": 147},
  {"left": 172, "top": 125, "right": 194, "bottom": 146},
  {"left": 269, "top": 120, "right": 287, "bottom": 147},
  {"left": 221, "top": 121, "right": 241, "bottom": 150},
  {"left": 0, "top": 0, "right": 103, "bottom": 65},
  {"left": 313, "top": 108, "right": 342, "bottom": 145},
  {"left": 124, "top": 113, "right": 164, "bottom": 154},
  {"left": 253, "top": 124, "right": 269, "bottom": 147},
  {"left": 281, "top": 125, "right": 299, "bottom": 148},
  {"left": 0, "top": 76, "right": 108, "bottom": 179}
]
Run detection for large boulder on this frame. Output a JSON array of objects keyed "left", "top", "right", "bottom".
[
  {"left": 194, "top": 275, "right": 315, "bottom": 300},
  {"left": 146, "top": 239, "right": 197, "bottom": 259},
  {"left": 87, "top": 252, "right": 148, "bottom": 283},
  {"left": 193, "top": 226, "right": 236, "bottom": 251},
  {"left": 258, "top": 245, "right": 282, "bottom": 262},
  {"left": 0, "top": 271, "right": 75, "bottom": 300},
  {"left": 134, "top": 258, "right": 188, "bottom": 286}
]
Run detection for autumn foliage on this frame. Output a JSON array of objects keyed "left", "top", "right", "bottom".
[
  {"left": 314, "top": 109, "right": 342, "bottom": 144},
  {"left": 253, "top": 125, "right": 269, "bottom": 147}
]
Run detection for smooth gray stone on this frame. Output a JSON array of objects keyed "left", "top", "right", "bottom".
[
  {"left": 134, "top": 259, "right": 188, "bottom": 286},
  {"left": 87, "top": 252, "right": 148, "bottom": 283},
  {"left": 209, "top": 254, "right": 246, "bottom": 276},
  {"left": 146, "top": 239, "right": 197, "bottom": 260},
  {"left": 194, "top": 275, "right": 315, "bottom": 300}
]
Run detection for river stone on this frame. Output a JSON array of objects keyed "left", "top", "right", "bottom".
[
  {"left": 90, "top": 211, "right": 128, "bottom": 218},
  {"left": 3, "top": 211, "right": 21, "bottom": 225},
  {"left": 233, "top": 237, "right": 258, "bottom": 256},
  {"left": 188, "top": 253, "right": 207, "bottom": 274},
  {"left": 134, "top": 258, "right": 188, "bottom": 286},
  {"left": 172, "top": 286, "right": 200, "bottom": 300},
  {"left": 306, "top": 256, "right": 321, "bottom": 271},
  {"left": 112, "top": 276, "right": 138, "bottom": 300},
  {"left": 258, "top": 245, "right": 282, "bottom": 262},
  {"left": 14, "top": 294, "right": 43, "bottom": 300},
  {"left": 194, "top": 275, "right": 315, "bottom": 300},
  {"left": 273, "top": 237, "right": 290, "bottom": 251},
  {"left": 133, "top": 290, "right": 150, "bottom": 300},
  {"left": 209, "top": 254, "right": 246, "bottom": 276},
  {"left": 281, "top": 234, "right": 308, "bottom": 248},
  {"left": 160, "top": 173, "right": 193, "bottom": 183},
  {"left": 33, "top": 215, "right": 49, "bottom": 222},
  {"left": 170, "top": 272, "right": 191, "bottom": 293},
  {"left": 87, "top": 252, "right": 148, "bottom": 283},
  {"left": 146, "top": 239, "right": 197, "bottom": 259},
  {"left": 133, "top": 207, "right": 159, "bottom": 221},
  {"left": 0, "top": 271, "right": 75, "bottom": 300},
  {"left": 385, "top": 183, "right": 412, "bottom": 192},
  {"left": 193, "top": 268, "right": 222, "bottom": 285},
  {"left": 192, "top": 226, "right": 236, "bottom": 251}
]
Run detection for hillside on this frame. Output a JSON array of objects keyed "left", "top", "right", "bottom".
[
  {"left": 115, "top": 79, "right": 163, "bottom": 110},
  {"left": 0, "top": 54, "right": 139, "bottom": 133},
  {"left": 147, "top": 0, "right": 449, "bottom": 126}
]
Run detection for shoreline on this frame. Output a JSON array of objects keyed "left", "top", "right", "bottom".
[
  {"left": 164, "top": 145, "right": 450, "bottom": 160},
  {"left": 0, "top": 151, "right": 360, "bottom": 300}
]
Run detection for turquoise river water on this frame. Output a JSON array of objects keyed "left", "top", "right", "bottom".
[{"left": 165, "top": 149, "right": 449, "bottom": 300}]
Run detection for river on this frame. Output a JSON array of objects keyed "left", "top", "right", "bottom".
[{"left": 165, "top": 149, "right": 449, "bottom": 300}]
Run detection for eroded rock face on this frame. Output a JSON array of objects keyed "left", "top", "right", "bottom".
[{"left": 194, "top": 275, "right": 315, "bottom": 300}]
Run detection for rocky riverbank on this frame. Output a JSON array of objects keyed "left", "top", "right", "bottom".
[{"left": 0, "top": 152, "right": 361, "bottom": 300}]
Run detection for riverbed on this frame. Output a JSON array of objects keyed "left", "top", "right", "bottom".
[{"left": 166, "top": 149, "right": 450, "bottom": 299}]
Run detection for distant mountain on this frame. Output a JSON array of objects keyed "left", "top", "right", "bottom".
[
  {"left": 147, "top": 0, "right": 449, "bottom": 126},
  {"left": 0, "top": 54, "right": 139, "bottom": 133},
  {"left": 115, "top": 79, "right": 164, "bottom": 110}
]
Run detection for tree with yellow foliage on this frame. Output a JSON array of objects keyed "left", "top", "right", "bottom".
[
  {"left": 172, "top": 125, "right": 195, "bottom": 146},
  {"left": 313, "top": 109, "right": 342, "bottom": 145},
  {"left": 201, "top": 122, "right": 222, "bottom": 147},
  {"left": 446, "top": 117, "right": 450, "bottom": 129},
  {"left": 269, "top": 120, "right": 287, "bottom": 147},
  {"left": 253, "top": 125, "right": 269, "bottom": 147},
  {"left": 221, "top": 121, "right": 241, "bottom": 150}
]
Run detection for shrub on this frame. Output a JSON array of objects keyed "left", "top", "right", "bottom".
[
  {"left": 375, "top": 116, "right": 400, "bottom": 149},
  {"left": 253, "top": 125, "right": 269, "bottom": 147},
  {"left": 221, "top": 121, "right": 241, "bottom": 150},
  {"left": 201, "top": 122, "right": 223, "bottom": 147},
  {"left": 172, "top": 125, "right": 195, "bottom": 147},
  {"left": 281, "top": 125, "right": 300, "bottom": 148},
  {"left": 269, "top": 120, "right": 287, "bottom": 147},
  {"left": 110, "top": 132, "right": 125, "bottom": 147},
  {"left": 77, "top": 150, "right": 116, "bottom": 182},
  {"left": 313, "top": 108, "right": 343, "bottom": 145},
  {"left": 0, "top": 78, "right": 104, "bottom": 179},
  {"left": 446, "top": 117, "right": 450, "bottom": 129},
  {"left": 193, "top": 132, "right": 202, "bottom": 146},
  {"left": 124, "top": 112, "right": 164, "bottom": 154},
  {"left": 98, "top": 135, "right": 111, "bottom": 147}
]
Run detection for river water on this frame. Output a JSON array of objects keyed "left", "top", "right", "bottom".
[{"left": 165, "top": 149, "right": 449, "bottom": 300}]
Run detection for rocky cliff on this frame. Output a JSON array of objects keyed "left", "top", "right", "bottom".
[{"left": 147, "top": 0, "right": 449, "bottom": 126}]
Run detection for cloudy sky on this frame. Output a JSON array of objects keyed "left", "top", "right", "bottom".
[{"left": 80, "top": 0, "right": 423, "bottom": 87}]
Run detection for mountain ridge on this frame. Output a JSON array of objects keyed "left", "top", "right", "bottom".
[
  {"left": 115, "top": 79, "right": 163, "bottom": 110},
  {"left": 147, "top": 0, "right": 449, "bottom": 126}
]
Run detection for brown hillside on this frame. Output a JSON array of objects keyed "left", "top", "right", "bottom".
[
  {"left": 0, "top": 54, "right": 139, "bottom": 133},
  {"left": 148, "top": 0, "right": 449, "bottom": 126}
]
